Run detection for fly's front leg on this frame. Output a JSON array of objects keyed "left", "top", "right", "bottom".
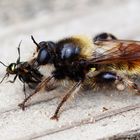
[{"left": 18, "top": 76, "right": 54, "bottom": 110}]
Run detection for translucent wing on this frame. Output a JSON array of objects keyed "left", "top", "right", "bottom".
[{"left": 90, "top": 39, "right": 140, "bottom": 64}]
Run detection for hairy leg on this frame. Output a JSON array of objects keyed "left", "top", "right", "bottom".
[
  {"left": 18, "top": 76, "right": 54, "bottom": 110},
  {"left": 51, "top": 81, "right": 82, "bottom": 120}
]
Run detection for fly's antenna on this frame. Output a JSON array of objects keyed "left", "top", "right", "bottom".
[
  {"left": 31, "top": 35, "right": 40, "bottom": 51},
  {"left": 0, "top": 61, "right": 7, "bottom": 67}
]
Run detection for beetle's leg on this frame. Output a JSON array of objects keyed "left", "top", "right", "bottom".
[
  {"left": 7, "top": 75, "right": 18, "bottom": 83},
  {"left": 23, "top": 82, "right": 27, "bottom": 99}
]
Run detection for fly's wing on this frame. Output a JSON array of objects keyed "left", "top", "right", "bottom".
[{"left": 90, "top": 39, "right": 140, "bottom": 64}]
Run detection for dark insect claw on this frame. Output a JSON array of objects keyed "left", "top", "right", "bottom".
[
  {"left": 135, "top": 92, "right": 140, "bottom": 95},
  {"left": 18, "top": 103, "right": 25, "bottom": 110},
  {"left": 50, "top": 115, "right": 59, "bottom": 121}
]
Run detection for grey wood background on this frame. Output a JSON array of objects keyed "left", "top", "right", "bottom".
[{"left": 0, "top": 0, "right": 140, "bottom": 139}]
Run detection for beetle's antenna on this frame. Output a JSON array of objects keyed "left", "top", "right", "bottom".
[
  {"left": 16, "top": 40, "right": 22, "bottom": 64},
  {"left": 31, "top": 35, "right": 40, "bottom": 51},
  {"left": 0, "top": 61, "right": 7, "bottom": 67},
  {"left": 0, "top": 73, "right": 9, "bottom": 84}
]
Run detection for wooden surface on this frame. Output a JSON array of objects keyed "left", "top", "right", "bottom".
[{"left": 0, "top": 1, "right": 140, "bottom": 140}]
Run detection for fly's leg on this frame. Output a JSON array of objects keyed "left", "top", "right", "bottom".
[
  {"left": 121, "top": 77, "right": 140, "bottom": 94},
  {"left": 18, "top": 76, "right": 53, "bottom": 110},
  {"left": 87, "top": 71, "right": 140, "bottom": 93},
  {"left": 50, "top": 81, "right": 82, "bottom": 120}
]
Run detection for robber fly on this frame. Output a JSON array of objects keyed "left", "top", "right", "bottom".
[
  {"left": 0, "top": 41, "right": 43, "bottom": 97},
  {"left": 18, "top": 33, "right": 140, "bottom": 120}
]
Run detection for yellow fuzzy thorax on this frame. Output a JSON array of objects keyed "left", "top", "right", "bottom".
[{"left": 58, "top": 35, "right": 94, "bottom": 59}]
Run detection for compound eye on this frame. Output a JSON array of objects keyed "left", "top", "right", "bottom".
[
  {"left": 93, "top": 33, "right": 117, "bottom": 42},
  {"left": 7, "top": 63, "right": 16, "bottom": 74},
  {"left": 37, "top": 47, "right": 51, "bottom": 65},
  {"left": 10, "top": 64, "right": 16, "bottom": 71},
  {"left": 61, "top": 43, "right": 80, "bottom": 60}
]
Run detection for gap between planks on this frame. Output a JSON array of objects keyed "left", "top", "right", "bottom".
[{"left": 27, "top": 103, "right": 140, "bottom": 140}]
